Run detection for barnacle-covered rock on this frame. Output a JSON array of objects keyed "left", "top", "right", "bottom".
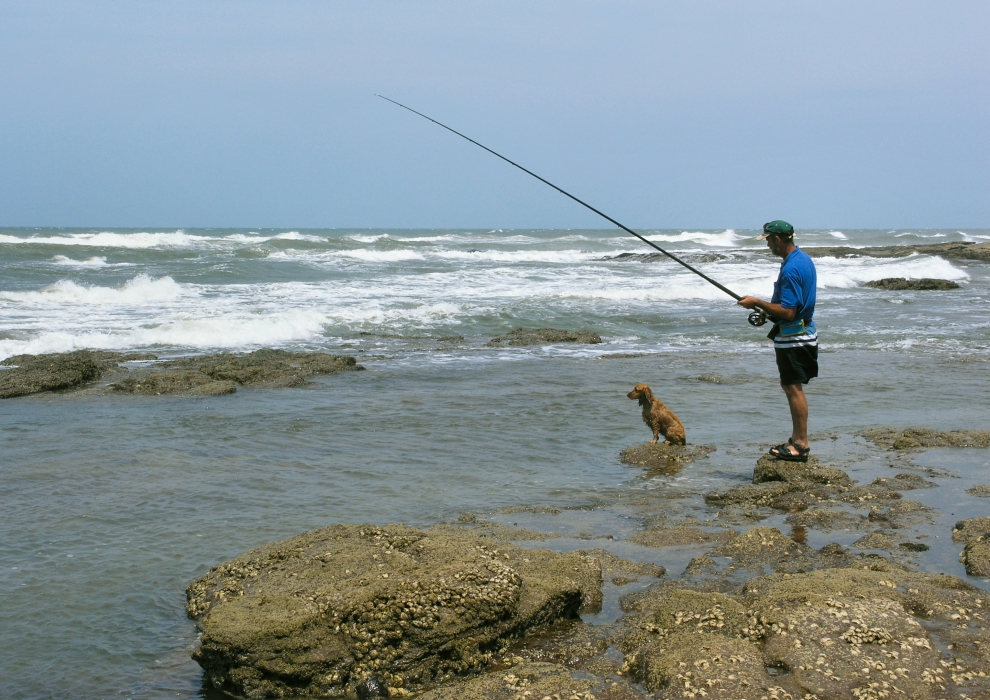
[
  {"left": 186, "top": 523, "right": 603, "bottom": 698},
  {"left": 753, "top": 454, "right": 852, "bottom": 487}
]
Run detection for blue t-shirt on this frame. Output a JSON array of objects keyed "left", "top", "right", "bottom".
[{"left": 771, "top": 247, "right": 817, "bottom": 339}]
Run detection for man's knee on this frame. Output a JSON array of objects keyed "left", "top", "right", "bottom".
[{"left": 780, "top": 381, "right": 804, "bottom": 395}]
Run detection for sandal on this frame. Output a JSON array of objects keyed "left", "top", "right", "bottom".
[{"left": 768, "top": 438, "right": 810, "bottom": 462}]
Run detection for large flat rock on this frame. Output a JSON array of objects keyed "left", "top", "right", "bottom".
[{"left": 186, "top": 524, "right": 603, "bottom": 698}]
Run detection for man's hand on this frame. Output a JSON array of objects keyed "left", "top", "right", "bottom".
[{"left": 735, "top": 297, "right": 797, "bottom": 322}]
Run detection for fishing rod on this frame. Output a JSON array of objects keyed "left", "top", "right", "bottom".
[{"left": 377, "top": 95, "right": 769, "bottom": 327}]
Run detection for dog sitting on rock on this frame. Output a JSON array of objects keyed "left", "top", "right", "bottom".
[{"left": 627, "top": 383, "right": 686, "bottom": 445}]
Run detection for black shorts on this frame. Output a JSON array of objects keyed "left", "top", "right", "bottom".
[{"left": 775, "top": 345, "right": 819, "bottom": 385}]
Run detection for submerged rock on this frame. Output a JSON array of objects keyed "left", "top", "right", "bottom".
[
  {"left": 111, "top": 371, "right": 237, "bottom": 396},
  {"left": 865, "top": 277, "right": 960, "bottom": 290},
  {"left": 186, "top": 523, "right": 603, "bottom": 699},
  {"left": 485, "top": 328, "right": 602, "bottom": 347},
  {"left": 860, "top": 427, "right": 990, "bottom": 450},
  {"left": 966, "top": 484, "right": 990, "bottom": 498}
]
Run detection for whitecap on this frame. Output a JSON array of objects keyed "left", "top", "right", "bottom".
[
  {"left": 52, "top": 255, "right": 108, "bottom": 268},
  {"left": 0, "top": 275, "right": 189, "bottom": 306},
  {"left": 643, "top": 229, "right": 741, "bottom": 247},
  {"left": 827, "top": 231, "right": 847, "bottom": 239},
  {"left": 815, "top": 255, "right": 968, "bottom": 289},
  {"left": 0, "top": 230, "right": 206, "bottom": 249}
]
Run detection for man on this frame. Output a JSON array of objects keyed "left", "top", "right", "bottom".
[{"left": 737, "top": 220, "right": 818, "bottom": 462}]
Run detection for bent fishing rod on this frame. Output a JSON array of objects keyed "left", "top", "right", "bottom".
[{"left": 377, "top": 95, "right": 769, "bottom": 327}]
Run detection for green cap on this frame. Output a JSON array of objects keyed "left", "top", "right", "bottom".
[{"left": 758, "top": 220, "right": 794, "bottom": 240}]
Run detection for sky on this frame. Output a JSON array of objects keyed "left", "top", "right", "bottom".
[{"left": 1, "top": 1, "right": 987, "bottom": 229}]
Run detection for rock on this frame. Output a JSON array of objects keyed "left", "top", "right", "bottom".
[
  {"left": 962, "top": 541, "right": 990, "bottom": 577},
  {"left": 860, "top": 427, "right": 990, "bottom": 450},
  {"left": 111, "top": 371, "right": 237, "bottom": 396},
  {"left": 753, "top": 454, "right": 852, "bottom": 487},
  {"left": 704, "top": 481, "right": 836, "bottom": 511},
  {"left": 693, "top": 372, "right": 748, "bottom": 384},
  {"left": 0, "top": 350, "right": 106, "bottom": 398},
  {"left": 485, "top": 328, "right": 602, "bottom": 347},
  {"left": 415, "top": 661, "right": 604, "bottom": 700},
  {"left": 0, "top": 349, "right": 363, "bottom": 398},
  {"left": 899, "top": 541, "right": 930, "bottom": 552},
  {"left": 838, "top": 484, "right": 903, "bottom": 505},
  {"left": 629, "top": 526, "right": 736, "bottom": 548},
  {"left": 165, "top": 349, "right": 363, "bottom": 388},
  {"left": 966, "top": 484, "right": 990, "bottom": 498},
  {"left": 872, "top": 473, "right": 939, "bottom": 490},
  {"left": 865, "top": 277, "right": 960, "bottom": 290},
  {"left": 583, "top": 549, "right": 665, "bottom": 590},
  {"left": 786, "top": 508, "right": 869, "bottom": 531},
  {"left": 186, "top": 524, "right": 603, "bottom": 699},
  {"left": 620, "top": 443, "right": 715, "bottom": 470},
  {"left": 852, "top": 532, "right": 899, "bottom": 550},
  {"left": 952, "top": 517, "right": 990, "bottom": 545},
  {"left": 867, "top": 500, "right": 933, "bottom": 528},
  {"left": 756, "top": 586, "right": 945, "bottom": 699},
  {"left": 705, "top": 527, "right": 812, "bottom": 569},
  {"left": 804, "top": 241, "right": 990, "bottom": 262}
]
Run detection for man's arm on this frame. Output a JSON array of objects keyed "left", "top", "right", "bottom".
[{"left": 736, "top": 296, "right": 797, "bottom": 321}]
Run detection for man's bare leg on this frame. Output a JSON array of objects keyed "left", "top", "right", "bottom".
[{"left": 781, "top": 382, "right": 809, "bottom": 454}]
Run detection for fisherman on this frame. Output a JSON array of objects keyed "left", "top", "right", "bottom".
[{"left": 737, "top": 220, "right": 818, "bottom": 462}]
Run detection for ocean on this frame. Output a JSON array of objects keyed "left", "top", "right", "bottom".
[{"left": 1, "top": 227, "right": 988, "bottom": 698}]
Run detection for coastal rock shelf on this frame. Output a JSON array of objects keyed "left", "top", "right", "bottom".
[
  {"left": 0, "top": 349, "right": 363, "bottom": 398},
  {"left": 186, "top": 523, "right": 603, "bottom": 699},
  {"left": 185, "top": 432, "right": 990, "bottom": 699}
]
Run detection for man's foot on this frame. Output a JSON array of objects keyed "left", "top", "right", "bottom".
[{"left": 769, "top": 438, "right": 810, "bottom": 462}]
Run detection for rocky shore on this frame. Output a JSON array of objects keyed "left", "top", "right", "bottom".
[
  {"left": 604, "top": 241, "right": 990, "bottom": 264},
  {"left": 187, "top": 429, "right": 990, "bottom": 700},
  {"left": 0, "top": 349, "right": 363, "bottom": 398}
]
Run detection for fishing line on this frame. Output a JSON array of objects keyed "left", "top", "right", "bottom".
[{"left": 377, "top": 95, "right": 768, "bottom": 326}]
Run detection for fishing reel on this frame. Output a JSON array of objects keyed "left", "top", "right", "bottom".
[{"left": 748, "top": 310, "right": 769, "bottom": 327}]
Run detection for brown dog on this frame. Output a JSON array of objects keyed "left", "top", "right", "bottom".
[{"left": 627, "top": 383, "right": 686, "bottom": 445}]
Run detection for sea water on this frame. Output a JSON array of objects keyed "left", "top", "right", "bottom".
[{"left": 1, "top": 228, "right": 988, "bottom": 698}]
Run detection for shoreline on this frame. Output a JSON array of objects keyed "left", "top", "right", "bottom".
[{"left": 187, "top": 429, "right": 990, "bottom": 699}]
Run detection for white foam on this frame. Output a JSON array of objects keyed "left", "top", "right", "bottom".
[
  {"left": 52, "top": 255, "right": 108, "bottom": 268},
  {"left": 644, "top": 229, "right": 741, "bottom": 247},
  {"left": 273, "top": 232, "right": 326, "bottom": 242},
  {"left": 827, "top": 231, "right": 848, "bottom": 239},
  {"left": 434, "top": 249, "right": 596, "bottom": 264},
  {"left": 0, "top": 275, "right": 189, "bottom": 307},
  {"left": 815, "top": 255, "right": 968, "bottom": 288},
  {"left": 0, "top": 230, "right": 207, "bottom": 249}
]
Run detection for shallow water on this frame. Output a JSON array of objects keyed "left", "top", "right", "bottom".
[{"left": 1, "top": 228, "right": 989, "bottom": 698}]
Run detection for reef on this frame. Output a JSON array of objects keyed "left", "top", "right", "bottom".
[
  {"left": 0, "top": 349, "right": 363, "bottom": 398},
  {"left": 803, "top": 240, "right": 990, "bottom": 262},
  {"left": 865, "top": 277, "right": 960, "bottom": 290},
  {"left": 486, "top": 328, "right": 602, "bottom": 347}
]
